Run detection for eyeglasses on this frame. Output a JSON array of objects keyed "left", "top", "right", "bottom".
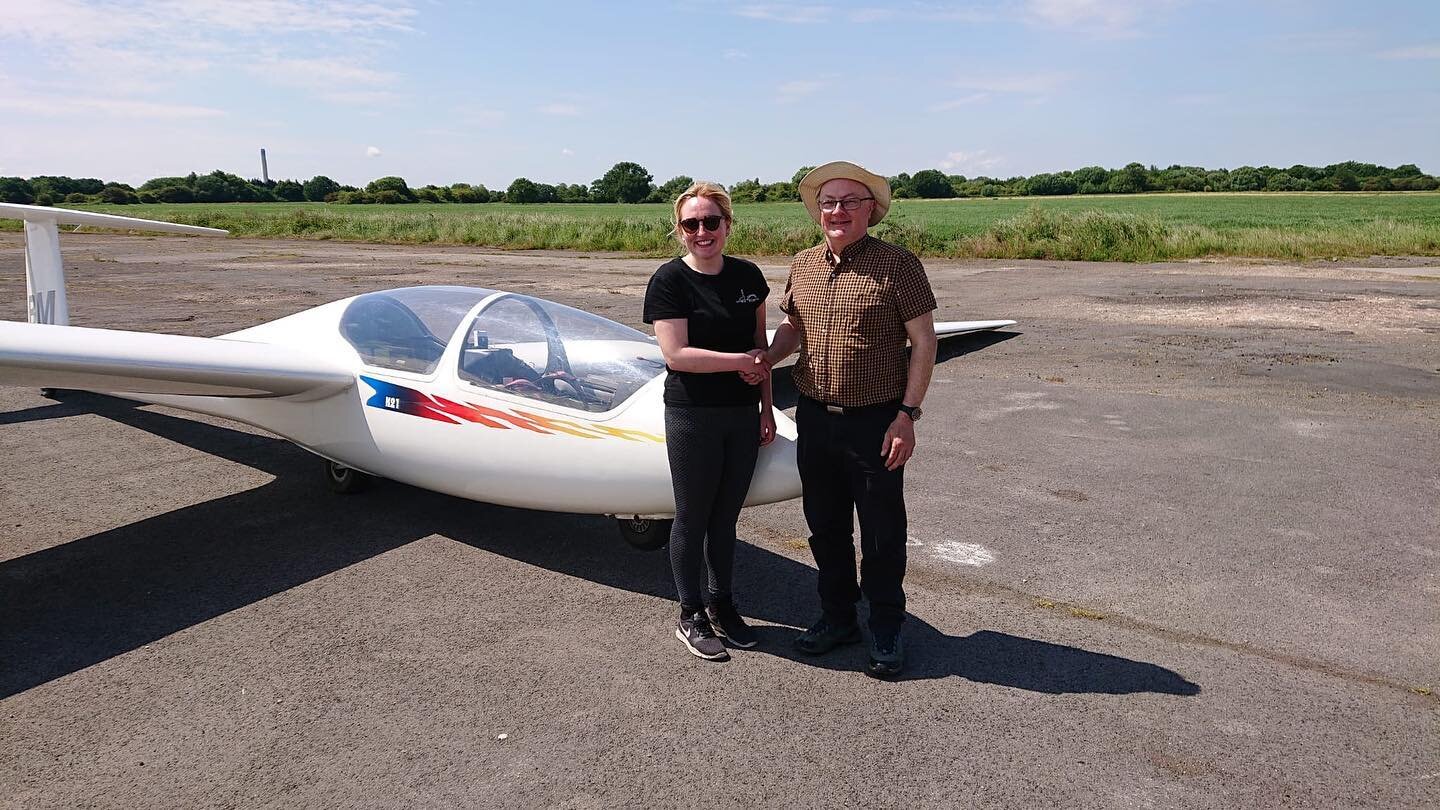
[
  {"left": 679, "top": 215, "right": 725, "bottom": 234},
  {"left": 818, "top": 197, "right": 874, "bottom": 213}
]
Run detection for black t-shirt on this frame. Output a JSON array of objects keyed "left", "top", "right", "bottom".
[{"left": 643, "top": 255, "right": 770, "bottom": 407}]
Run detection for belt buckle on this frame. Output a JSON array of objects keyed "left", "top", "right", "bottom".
[{"left": 825, "top": 404, "right": 845, "bottom": 415}]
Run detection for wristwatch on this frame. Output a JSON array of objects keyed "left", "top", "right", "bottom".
[{"left": 898, "top": 404, "right": 923, "bottom": 422}]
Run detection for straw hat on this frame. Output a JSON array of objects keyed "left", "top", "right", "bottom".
[{"left": 798, "top": 161, "right": 892, "bottom": 227}]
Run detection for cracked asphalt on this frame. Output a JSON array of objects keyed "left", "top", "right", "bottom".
[{"left": 1, "top": 235, "right": 1437, "bottom": 807}]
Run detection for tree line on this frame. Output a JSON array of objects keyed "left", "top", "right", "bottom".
[{"left": 2, "top": 160, "right": 1434, "bottom": 207}]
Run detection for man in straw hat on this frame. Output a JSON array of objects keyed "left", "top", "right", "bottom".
[{"left": 765, "top": 161, "right": 937, "bottom": 679}]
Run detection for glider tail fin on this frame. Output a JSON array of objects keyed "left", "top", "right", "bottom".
[{"left": 0, "top": 203, "right": 226, "bottom": 326}]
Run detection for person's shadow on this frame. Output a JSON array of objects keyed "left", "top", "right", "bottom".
[{"left": 0, "top": 385, "right": 1197, "bottom": 698}]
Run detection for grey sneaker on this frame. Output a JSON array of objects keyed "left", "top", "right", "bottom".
[
  {"left": 866, "top": 631, "right": 904, "bottom": 679},
  {"left": 676, "top": 612, "right": 730, "bottom": 661},
  {"left": 793, "top": 615, "right": 861, "bottom": 655}
]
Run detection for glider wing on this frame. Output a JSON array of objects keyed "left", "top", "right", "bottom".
[
  {"left": 0, "top": 321, "right": 354, "bottom": 399},
  {"left": 934, "top": 319, "right": 1017, "bottom": 336},
  {"left": 766, "top": 319, "right": 1016, "bottom": 344}
]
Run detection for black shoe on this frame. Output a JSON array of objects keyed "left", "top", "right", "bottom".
[
  {"left": 676, "top": 612, "right": 730, "bottom": 661},
  {"left": 707, "top": 603, "right": 758, "bottom": 649},
  {"left": 793, "top": 615, "right": 861, "bottom": 655},
  {"left": 866, "top": 631, "right": 904, "bottom": 679}
]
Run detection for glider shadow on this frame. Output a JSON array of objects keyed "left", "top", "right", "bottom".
[
  {"left": 0, "top": 398, "right": 432, "bottom": 697},
  {"left": 0, "top": 394, "right": 142, "bottom": 427}
]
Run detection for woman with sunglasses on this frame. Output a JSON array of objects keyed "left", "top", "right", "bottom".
[{"left": 643, "top": 182, "right": 776, "bottom": 662}]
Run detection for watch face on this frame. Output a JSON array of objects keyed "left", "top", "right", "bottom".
[{"left": 902, "top": 405, "right": 922, "bottom": 421}]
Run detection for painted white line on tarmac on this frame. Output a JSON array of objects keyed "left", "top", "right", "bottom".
[{"left": 933, "top": 541, "right": 995, "bottom": 567}]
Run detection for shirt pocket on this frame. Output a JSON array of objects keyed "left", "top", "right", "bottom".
[{"left": 844, "top": 296, "right": 891, "bottom": 348}]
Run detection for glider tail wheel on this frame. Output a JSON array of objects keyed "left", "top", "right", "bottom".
[
  {"left": 324, "top": 460, "right": 373, "bottom": 494},
  {"left": 616, "top": 517, "right": 673, "bottom": 551}
]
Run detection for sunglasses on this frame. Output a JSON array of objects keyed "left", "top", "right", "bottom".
[{"left": 679, "top": 215, "right": 725, "bottom": 234}]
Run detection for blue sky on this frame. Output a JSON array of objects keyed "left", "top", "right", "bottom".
[{"left": 1, "top": 1, "right": 1436, "bottom": 189}]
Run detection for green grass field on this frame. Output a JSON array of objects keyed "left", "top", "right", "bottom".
[{"left": 14, "top": 192, "right": 1440, "bottom": 261}]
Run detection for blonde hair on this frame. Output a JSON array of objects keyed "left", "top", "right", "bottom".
[{"left": 672, "top": 181, "right": 734, "bottom": 239}]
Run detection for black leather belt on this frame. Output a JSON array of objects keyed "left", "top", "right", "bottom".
[{"left": 805, "top": 396, "right": 901, "bottom": 416}]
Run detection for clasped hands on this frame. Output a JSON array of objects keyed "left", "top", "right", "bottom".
[{"left": 736, "top": 348, "right": 771, "bottom": 385}]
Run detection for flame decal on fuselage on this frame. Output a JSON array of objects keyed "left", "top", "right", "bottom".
[{"left": 360, "top": 375, "right": 664, "bottom": 443}]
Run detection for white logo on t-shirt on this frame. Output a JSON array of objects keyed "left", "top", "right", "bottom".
[{"left": 735, "top": 289, "right": 760, "bottom": 304}]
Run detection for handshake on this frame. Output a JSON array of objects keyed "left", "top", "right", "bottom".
[{"left": 736, "top": 348, "right": 772, "bottom": 386}]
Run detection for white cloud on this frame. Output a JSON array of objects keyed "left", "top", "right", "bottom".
[
  {"left": 736, "top": 3, "right": 995, "bottom": 25},
  {"left": 1022, "top": 0, "right": 1175, "bottom": 39},
  {"left": 561, "top": 148, "right": 575, "bottom": 156},
  {"left": 365, "top": 146, "right": 382, "bottom": 157},
  {"left": 953, "top": 71, "right": 1071, "bottom": 96},
  {"left": 321, "top": 90, "right": 404, "bottom": 105},
  {"left": 938, "top": 149, "right": 1004, "bottom": 173},
  {"left": 1379, "top": 44, "right": 1440, "bottom": 60},
  {"left": 537, "top": 103, "right": 582, "bottom": 116},
  {"left": 922, "top": 6, "right": 999, "bottom": 23},
  {"left": 249, "top": 57, "right": 397, "bottom": 88},
  {"left": 736, "top": 5, "right": 832, "bottom": 24},
  {"left": 3, "top": 0, "right": 416, "bottom": 45},
  {"left": 1268, "top": 29, "right": 1369, "bottom": 53},
  {"left": 1172, "top": 92, "right": 1224, "bottom": 106},
  {"left": 723, "top": 48, "right": 750, "bottom": 60},
  {"left": 4, "top": 2, "right": 161, "bottom": 45},
  {"left": 848, "top": 7, "right": 895, "bottom": 23},
  {"left": 0, "top": 93, "right": 226, "bottom": 119},
  {"left": 928, "top": 92, "right": 990, "bottom": 112},
  {"left": 776, "top": 80, "right": 825, "bottom": 102},
  {"left": 166, "top": 0, "right": 417, "bottom": 34},
  {"left": 246, "top": 56, "right": 400, "bottom": 104},
  {"left": 0, "top": 1, "right": 417, "bottom": 105},
  {"left": 451, "top": 107, "right": 507, "bottom": 127}
]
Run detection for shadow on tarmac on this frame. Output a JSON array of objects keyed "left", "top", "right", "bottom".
[{"left": 0, "top": 332, "right": 1196, "bottom": 699}]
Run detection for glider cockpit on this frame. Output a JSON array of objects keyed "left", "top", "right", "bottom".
[{"left": 339, "top": 286, "right": 666, "bottom": 413}]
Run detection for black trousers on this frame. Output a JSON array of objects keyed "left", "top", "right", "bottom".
[
  {"left": 795, "top": 396, "right": 908, "bottom": 635},
  {"left": 665, "top": 404, "right": 761, "bottom": 614}
]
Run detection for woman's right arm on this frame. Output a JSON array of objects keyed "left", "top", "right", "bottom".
[{"left": 654, "top": 319, "right": 768, "bottom": 376}]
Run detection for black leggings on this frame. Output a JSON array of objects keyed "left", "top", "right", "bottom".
[{"left": 664, "top": 404, "right": 761, "bottom": 614}]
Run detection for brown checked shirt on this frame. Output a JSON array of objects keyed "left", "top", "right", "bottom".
[{"left": 780, "top": 235, "right": 937, "bottom": 407}]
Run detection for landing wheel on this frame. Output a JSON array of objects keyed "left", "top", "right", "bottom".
[
  {"left": 324, "top": 460, "right": 372, "bottom": 494},
  {"left": 616, "top": 517, "right": 672, "bottom": 551}
]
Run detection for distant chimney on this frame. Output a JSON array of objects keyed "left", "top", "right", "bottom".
[{"left": 260, "top": 148, "right": 269, "bottom": 183}]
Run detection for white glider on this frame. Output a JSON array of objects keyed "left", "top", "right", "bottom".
[{"left": 0, "top": 205, "right": 1016, "bottom": 547}]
